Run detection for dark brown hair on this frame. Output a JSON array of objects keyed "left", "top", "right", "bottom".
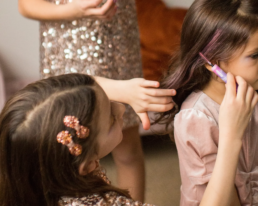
[
  {"left": 157, "top": 0, "right": 258, "bottom": 127},
  {"left": 0, "top": 74, "right": 129, "bottom": 206}
]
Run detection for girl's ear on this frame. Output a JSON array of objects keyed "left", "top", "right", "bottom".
[
  {"left": 79, "top": 160, "right": 98, "bottom": 175},
  {"left": 204, "top": 63, "right": 213, "bottom": 72}
]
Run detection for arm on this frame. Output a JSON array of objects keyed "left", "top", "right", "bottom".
[
  {"left": 18, "top": 0, "right": 116, "bottom": 21},
  {"left": 94, "top": 76, "right": 176, "bottom": 130},
  {"left": 200, "top": 137, "right": 242, "bottom": 206},
  {"left": 200, "top": 73, "right": 258, "bottom": 206}
]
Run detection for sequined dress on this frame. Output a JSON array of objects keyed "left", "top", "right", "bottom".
[
  {"left": 59, "top": 166, "right": 155, "bottom": 206},
  {"left": 59, "top": 192, "right": 155, "bottom": 206},
  {"left": 40, "top": 0, "right": 142, "bottom": 128}
]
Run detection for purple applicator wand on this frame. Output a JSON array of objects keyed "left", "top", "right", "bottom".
[{"left": 199, "top": 52, "right": 227, "bottom": 83}]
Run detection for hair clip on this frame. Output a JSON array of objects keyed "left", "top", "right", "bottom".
[
  {"left": 56, "top": 116, "right": 90, "bottom": 156},
  {"left": 57, "top": 131, "right": 82, "bottom": 156},
  {"left": 63, "top": 116, "right": 90, "bottom": 138}
]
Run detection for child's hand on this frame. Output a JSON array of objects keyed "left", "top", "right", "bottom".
[
  {"left": 121, "top": 78, "right": 176, "bottom": 130},
  {"left": 68, "top": 0, "right": 116, "bottom": 20},
  {"left": 219, "top": 73, "right": 258, "bottom": 142}
]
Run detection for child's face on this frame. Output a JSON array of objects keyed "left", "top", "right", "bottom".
[
  {"left": 94, "top": 83, "right": 125, "bottom": 159},
  {"left": 220, "top": 31, "right": 258, "bottom": 90}
]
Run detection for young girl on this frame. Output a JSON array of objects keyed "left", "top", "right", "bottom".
[
  {"left": 158, "top": 0, "right": 258, "bottom": 205},
  {"left": 18, "top": 0, "right": 145, "bottom": 200},
  {"left": 0, "top": 73, "right": 171, "bottom": 206},
  {"left": 0, "top": 73, "right": 254, "bottom": 206}
]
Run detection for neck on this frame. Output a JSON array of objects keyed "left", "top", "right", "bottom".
[{"left": 202, "top": 77, "right": 226, "bottom": 105}]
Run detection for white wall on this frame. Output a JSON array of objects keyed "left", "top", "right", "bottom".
[
  {"left": 163, "top": 0, "right": 193, "bottom": 8},
  {"left": 0, "top": 0, "right": 39, "bottom": 80},
  {"left": 0, "top": 0, "right": 193, "bottom": 82}
]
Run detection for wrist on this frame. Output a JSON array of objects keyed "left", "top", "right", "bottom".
[
  {"left": 58, "top": 4, "right": 79, "bottom": 20},
  {"left": 115, "top": 80, "right": 129, "bottom": 104},
  {"left": 219, "top": 133, "right": 242, "bottom": 153}
]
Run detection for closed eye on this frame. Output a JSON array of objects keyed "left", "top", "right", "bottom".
[{"left": 250, "top": 53, "right": 258, "bottom": 59}]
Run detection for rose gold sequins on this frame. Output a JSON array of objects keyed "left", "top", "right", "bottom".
[
  {"left": 59, "top": 191, "right": 156, "bottom": 206},
  {"left": 56, "top": 130, "right": 81, "bottom": 156},
  {"left": 57, "top": 131, "right": 72, "bottom": 144},
  {"left": 63, "top": 116, "right": 79, "bottom": 128},
  {"left": 40, "top": 0, "right": 142, "bottom": 129},
  {"left": 77, "top": 126, "right": 90, "bottom": 139},
  {"left": 57, "top": 116, "right": 89, "bottom": 156},
  {"left": 69, "top": 144, "right": 82, "bottom": 156},
  {"left": 63, "top": 116, "right": 89, "bottom": 138}
]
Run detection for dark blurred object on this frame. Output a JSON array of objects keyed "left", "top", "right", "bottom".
[{"left": 135, "top": 0, "right": 187, "bottom": 81}]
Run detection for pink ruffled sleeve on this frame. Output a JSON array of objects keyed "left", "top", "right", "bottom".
[{"left": 174, "top": 109, "right": 219, "bottom": 206}]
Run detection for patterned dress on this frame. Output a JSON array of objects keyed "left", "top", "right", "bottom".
[
  {"left": 59, "top": 192, "right": 155, "bottom": 206},
  {"left": 40, "top": 0, "right": 142, "bottom": 128},
  {"left": 59, "top": 165, "right": 155, "bottom": 206}
]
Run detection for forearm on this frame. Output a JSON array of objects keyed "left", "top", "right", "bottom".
[
  {"left": 200, "top": 136, "right": 242, "bottom": 206},
  {"left": 18, "top": 0, "right": 75, "bottom": 21},
  {"left": 94, "top": 76, "right": 128, "bottom": 103}
]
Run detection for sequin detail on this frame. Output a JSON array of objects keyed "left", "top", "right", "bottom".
[
  {"left": 56, "top": 131, "right": 82, "bottom": 156},
  {"left": 63, "top": 116, "right": 89, "bottom": 138},
  {"left": 40, "top": 0, "right": 142, "bottom": 129},
  {"left": 57, "top": 131, "right": 72, "bottom": 144},
  {"left": 59, "top": 165, "right": 155, "bottom": 205},
  {"left": 57, "top": 116, "right": 89, "bottom": 156},
  {"left": 59, "top": 192, "right": 156, "bottom": 206},
  {"left": 68, "top": 144, "right": 82, "bottom": 156}
]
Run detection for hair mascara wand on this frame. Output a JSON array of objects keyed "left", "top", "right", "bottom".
[{"left": 199, "top": 52, "right": 227, "bottom": 83}]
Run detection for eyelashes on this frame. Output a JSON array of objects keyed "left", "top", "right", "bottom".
[{"left": 250, "top": 53, "right": 258, "bottom": 59}]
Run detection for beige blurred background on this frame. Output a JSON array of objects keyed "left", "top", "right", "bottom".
[{"left": 0, "top": 0, "right": 194, "bottom": 205}]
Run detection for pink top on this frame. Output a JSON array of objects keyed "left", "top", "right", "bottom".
[{"left": 174, "top": 90, "right": 258, "bottom": 206}]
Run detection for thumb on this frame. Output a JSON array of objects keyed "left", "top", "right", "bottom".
[{"left": 138, "top": 112, "right": 151, "bottom": 130}]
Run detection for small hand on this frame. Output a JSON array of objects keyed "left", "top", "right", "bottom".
[
  {"left": 219, "top": 73, "right": 258, "bottom": 142},
  {"left": 69, "top": 0, "right": 116, "bottom": 20},
  {"left": 123, "top": 78, "right": 176, "bottom": 130}
]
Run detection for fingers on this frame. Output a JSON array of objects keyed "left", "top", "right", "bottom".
[
  {"left": 85, "top": 0, "right": 103, "bottom": 7},
  {"left": 235, "top": 76, "right": 257, "bottom": 109},
  {"left": 245, "top": 85, "right": 255, "bottom": 105},
  {"left": 145, "top": 103, "right": 174, "bottom": 112},
  {"left": 140, "top": 80, "right": 160, "bottom": 88},
  {"left": 88, "top": 0, "right": 115, "bottom": 17},
  {"left": 251, "top": 92, "right": 258, "bottom": 109},
  {"left": 103, "top": 2, "right": 117, "bottom": 20},
  {"left": 143, "top": 96, "right": 173, "bottom": 104},
  {"left": 225, "top": 72, "right": 237, "bottom": 98},
  {"left": 144, "top": 88, "right": 176, "bottom": 97},
  {"left": 138, "top": 113, "right": 151, "bottom": 130},
  {"left": 236, "top": 76, "right": 248, "bottom": 101}
]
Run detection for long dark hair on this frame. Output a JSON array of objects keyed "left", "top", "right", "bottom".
[
  {"left": 0, "top": 74, "right": 129, "bottom": 206},
  {"left": 157, "top": 0, "right": 258, "bottom": 127}
]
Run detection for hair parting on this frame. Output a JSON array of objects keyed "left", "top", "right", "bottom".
[{"left": 0, "top": 74, "right": 130, "bottom": 206}]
